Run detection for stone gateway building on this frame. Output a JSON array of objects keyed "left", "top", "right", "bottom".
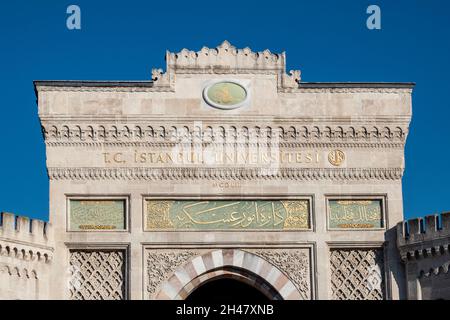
[{"left": 0, "top": 41, "right": 449, "bottom": 300}]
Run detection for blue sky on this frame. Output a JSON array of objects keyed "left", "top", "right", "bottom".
[{"left": 0, "top": 1, "right": 449, "bottom": 221}]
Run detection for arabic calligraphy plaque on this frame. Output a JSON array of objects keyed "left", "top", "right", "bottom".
[
  {"left": 69, "top": 199, "right": 126, "bottom": 231},
  {"left": 328, "top": 199, "right": 383, "bottom": 229},
  {"left": 145, "top": 200, "right": 310, "bottom": 230}
]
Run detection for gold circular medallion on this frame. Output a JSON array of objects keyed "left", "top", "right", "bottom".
[
  {"left": 203, "top": 81, "right": 248, "bottom": 110},
  {"left": 328, "top": 150, "right": 345, "bottom": 166}
]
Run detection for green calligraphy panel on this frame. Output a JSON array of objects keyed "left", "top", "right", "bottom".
[
  {"left": 69, "top": 199, "right": 126, "bottom": 231},
  {"left": 328, "top": 199, "right": 383, "bottom": 229},
  {"left": 145, "top": 200, "right": 310, "bottom": 230}
]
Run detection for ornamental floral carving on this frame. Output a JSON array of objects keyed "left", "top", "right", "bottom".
[
  {"left": 48, "top": 167, "right": 404, "bottom": 181},
  {"left": 41, "top": 123, "right": 407, "bottom": 144},
  {"left": 146, "top": 250, "right": 199, "bottom": 298},
  {"left": 249, "top": 249, "right": 311, "bottom": 300}
]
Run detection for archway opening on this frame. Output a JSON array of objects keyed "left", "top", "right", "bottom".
[{"left": 185, "top": 277, "right": 271, "bottom": 302}]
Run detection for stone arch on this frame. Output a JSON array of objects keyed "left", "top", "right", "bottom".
[
  {"left": 155, "top": 249, "right": 302, "bottom": 300},
  {"left": 181, "top": 267, "right": 281, "bottom": 300}
]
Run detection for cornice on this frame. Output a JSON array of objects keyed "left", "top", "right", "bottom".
[
  {"left": 420, "top": 264, "right": 450, "bottom": 278},
  {"left": 283, "top": 87, "right": 413, "bottom": 94},
  {"left": 33, "top": 81, "right": 414, "bottom": 90},
  {"left": 398, "top": 238, "right": 450, "bottom": 261},
  {"left": 47, "top": 167, "right": 404, "bottom": 181},
  {"left": 38, "top": 115, "right": 412, "bottom": 123},
  {"left": 0, "top": 239, "right": 53, "bottom": 263},
  {"left": 40, "top": 123, "right": 408, "bottom": 144},
  {"left": 298, "top": 82, "right": 415, "bottom": 89},
  {"left": 36, "top": 85, "right": 172, "bottom": 93},
  {"left": 44, "top": 141, "right": 405, "bottom": 149},
  {"left": 35, "top": 85, "right": 413, "bottom": 94}
]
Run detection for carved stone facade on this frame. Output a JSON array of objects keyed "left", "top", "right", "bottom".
[{"left": 0, "top": 41, "right": 427, "bottom": 299}]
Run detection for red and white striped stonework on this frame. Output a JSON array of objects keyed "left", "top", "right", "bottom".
[{"left": 155, "top": 249, "right": 302, "bottom": 300}]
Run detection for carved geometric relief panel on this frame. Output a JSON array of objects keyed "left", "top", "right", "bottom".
[
  {"left": 69, "top": 250, "right": 126, "bottom": 300},
  {"left": 68, "top": 199, "right": 126, "bottom": 231},
  {"left": 330, "top": 248, "right": 385, "bottom": 300},
  {"left": 144, "top": 199, "right": 310, "bottom": 231},
  {"left": 328, "top": 199, "right": 384, "bottom": 229}
]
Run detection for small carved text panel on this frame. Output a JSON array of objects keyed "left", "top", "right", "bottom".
[
  {"left": 69, "top": 199, "right": 126, "bottom": 231},
  {"left": 145, "top": 200, "right": 310, "bottom": 231},
  {"left": 328, "top": 199, "right": 383, "bottom": 229}
]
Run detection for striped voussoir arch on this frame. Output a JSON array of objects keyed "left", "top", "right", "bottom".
[{"left": 155, "top": 249, "right": 303, "bottom": 300}]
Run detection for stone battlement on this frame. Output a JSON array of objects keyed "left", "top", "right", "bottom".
[
  {"left": 0, "top": 212, "right": 51, "bottom": 250},
  {"left": 0, "top": 212, "right": 53, "bottom": 299},
  {"left": 397, "top": 212, "right": 450, "bottom": 243},
  {"left": 397, "top": 212, "right": 450, "bottom": 261}
]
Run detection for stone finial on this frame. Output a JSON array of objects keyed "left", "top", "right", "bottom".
[
  {"left": 151, "top": 68, "right": 172, "bottom": 88},
  {"left": 282, "top": 70, "right": 302, "bottom": 88},
  {"left": 151, "top": 68, "right": 163, "bottom": 81}
]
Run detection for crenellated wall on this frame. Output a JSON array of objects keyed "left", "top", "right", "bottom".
[
  {"left": 397, "top": 212, "right": 450, "bottom": 299},
  {"left": 0, "top": 212, "right": 53, "bottom": 300}
]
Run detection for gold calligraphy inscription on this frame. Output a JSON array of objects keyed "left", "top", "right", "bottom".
[
  {"left": 78, "top": 225, "right": 117, "bottom": 230},
  {"left": 328, "top": 199, "right": 383, "bottom": 229},
  {"left": 69, "top": 200, "right": 126, "bottom": 231},
  {"left": 145, "top": 200, "right": 310, "bottom": 230}
]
